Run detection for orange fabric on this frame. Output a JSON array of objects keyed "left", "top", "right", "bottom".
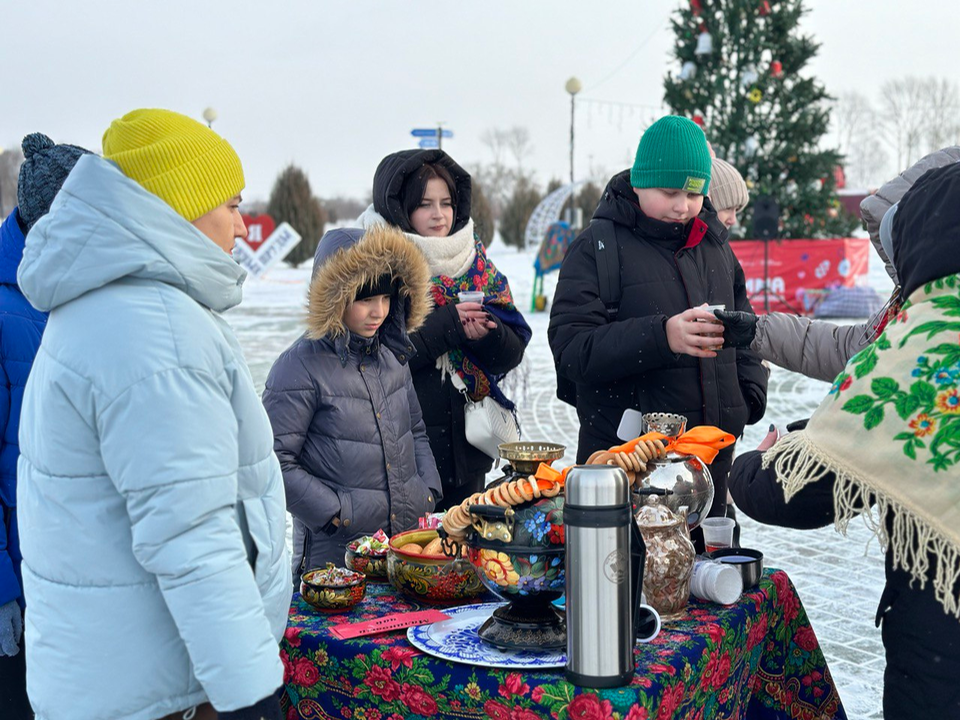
[
  {"left": 533, "top": 463, "right": 569, "bottom": 488},
  {"left": 609, "top": 426, "right": 735, "bottom": 465}
]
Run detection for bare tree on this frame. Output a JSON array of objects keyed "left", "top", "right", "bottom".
[
  {"left": 923, "top": 77, "right": 960, "bottom": 152},
  {"left": 845, "top": 135, "right": 889, "bottom": 189},
  {"left": 877, "top": 76, "right": 960, "bottom": 178},
  {"left": 505, "top": 127, "right": 532, "bottom": 174},
  {"left": 833, "top": 92, "right": 889, "bottom": 187},
  {"left": 477, "top": 129, "right": 513, "bottom": 218},
  {"left": 834, "top": 92, "right": 874, "bottom": 155},
  {"left": 476, "top": 126, "right": 536, "bottom": 221},
  {"left": 879, "top": 78, "right": 928, "bottom": 169}
]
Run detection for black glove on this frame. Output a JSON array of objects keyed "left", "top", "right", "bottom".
[
  {"left": 219, "top": 693, "right": 283, "bottom": 720},
  {"left": 714, "top": 309, "right": 758, "bottom": 349}
]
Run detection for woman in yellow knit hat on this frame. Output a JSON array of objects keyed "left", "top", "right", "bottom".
[{"left": 16, "top": 109, "right": 289, "bottom": 720}]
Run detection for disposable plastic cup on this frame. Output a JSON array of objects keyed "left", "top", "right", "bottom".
[
  {"left": 701, "top": 517, "right": 736, "bottom": 553},
  {"left": 699, "top": 304, "right": 725, "bottom": 350},
  {"left": 690, "top": 560, "right": 742, "bottom": 605},
  {"left": 697, "top": 303, "right": 725, "bottom": 321},
  {"left": 457, "top": 291, "right": 484, "bottom": 304}
]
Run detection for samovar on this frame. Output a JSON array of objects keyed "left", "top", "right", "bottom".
[{"left": 442, "top": 442, "right": 567, "bottom": 650}]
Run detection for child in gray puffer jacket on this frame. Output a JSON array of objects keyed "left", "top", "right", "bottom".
[{"left": 262, "top": 225, "right": 442, "bottom": 582}]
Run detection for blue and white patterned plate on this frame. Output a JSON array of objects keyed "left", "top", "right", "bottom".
[{"left": 407, "top": 602, "right": 566, "bottom": 670}]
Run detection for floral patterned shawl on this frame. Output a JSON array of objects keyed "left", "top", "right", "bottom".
[
  {"left": 430, "top": 239, "right": 532, "bottom": 406},
  {"left": 764, "top": 273, "right": 960, "bottom": 616}
]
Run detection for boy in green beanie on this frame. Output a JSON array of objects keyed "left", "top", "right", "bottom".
[{"left": 549, "top": 115, "right": 767, "bottom": 523}]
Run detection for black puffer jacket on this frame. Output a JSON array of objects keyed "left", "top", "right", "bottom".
[
  {"left": 371, "top": 150, "right": 528, "bottom": 510},
  {"left": 262, "top": 226, "right": 442, "bottom": 579},
  {"left": 549, "top": 170, "right": 767, "bottom": 465}
]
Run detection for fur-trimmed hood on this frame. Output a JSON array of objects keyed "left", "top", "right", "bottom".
[{"left": 307, "top": 225, "right": 433, "bottom": 357}]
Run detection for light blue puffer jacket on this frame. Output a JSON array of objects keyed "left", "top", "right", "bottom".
[{"left": 16, "top": 155, "right": 291, "bottom": 720}]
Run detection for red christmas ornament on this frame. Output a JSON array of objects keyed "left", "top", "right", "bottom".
[
  {"left": 759, "top": 0, "right": 771, "bottom": 15},
  {"left": 692, "top": 114, "right": 705, "bottom": 128},
  {"left": 833, "top": 165, "right": 847, "bottom": 189},
  {"left": 770, "top": 60, "right": 783, "bottom": 78},
  {"left": 699, "top": 21, "right": 707, "bottom": 33},
  {"left": 691, "top": 0, "right": 702, "bottom": 14}
]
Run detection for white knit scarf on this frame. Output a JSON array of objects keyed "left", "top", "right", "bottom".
[{"left": 357, "top": 205, "right": 476, "bottom": 278}]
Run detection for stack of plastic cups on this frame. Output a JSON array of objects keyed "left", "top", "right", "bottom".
[{"left": 689, "top": 559, "right": 743, "bottom": 605}]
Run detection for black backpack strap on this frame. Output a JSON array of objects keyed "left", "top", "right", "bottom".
[{"left": 593, "top": 219, "right": 621, "bottom": 321}]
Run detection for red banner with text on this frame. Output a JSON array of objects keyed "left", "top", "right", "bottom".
[{"left": 729, "top": 237, "right": 870, "bottom": 315}]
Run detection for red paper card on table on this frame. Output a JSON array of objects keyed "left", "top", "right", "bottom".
[{"left": 328, "top": 610, "right": 450, "bottom": 639}]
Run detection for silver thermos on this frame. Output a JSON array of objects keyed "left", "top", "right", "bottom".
[{"left": 565, "top": 465, "right": 662, "bottom": 688}]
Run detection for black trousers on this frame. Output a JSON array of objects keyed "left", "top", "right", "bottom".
[
  {"left": 879, "top": 570, "right": 960, "bottom": 718},
  {"left": 0, "top": 606, "right": 31, "bottom": 719}
]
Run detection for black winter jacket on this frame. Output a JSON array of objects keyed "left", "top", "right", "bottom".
[
  {"left": 371, "top": 149, "right": 527, "bottom": 508},
  {"left": 549, "top": 170, "right": 768, "bottom": 464},
  {"left": 407, "top": 303, "right": 527, "bottom": 508}
]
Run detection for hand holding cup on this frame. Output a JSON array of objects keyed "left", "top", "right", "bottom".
[{"left": 665, "top": 305, "right": 725, "bottom": 358}]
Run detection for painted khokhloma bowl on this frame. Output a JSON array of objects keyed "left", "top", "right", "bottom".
[{"left": 387, "top": 529, "right": 485, "bottom": 605}]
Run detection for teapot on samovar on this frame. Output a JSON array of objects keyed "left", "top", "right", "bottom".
[
  {"left": 634, "top": 413, "right": 716, "bottom": 529},
  {"left": 592, "top": 412, "right": 732, "bottom": 531}
]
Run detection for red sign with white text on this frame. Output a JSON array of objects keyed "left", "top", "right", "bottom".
[
  {"left": 729, "top": 238, "right": 871, "bottom": 315},
  {"left": 240, "top": 213, "right": 276, "bottom": 252}
]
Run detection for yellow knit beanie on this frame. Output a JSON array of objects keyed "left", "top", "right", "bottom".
[{"left": 102, "top": 108, "right": 245, "bottom": 221}]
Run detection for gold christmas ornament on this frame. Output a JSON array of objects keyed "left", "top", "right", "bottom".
[{"left": 748, "top": 88, "right": 763, "bottom": 104}]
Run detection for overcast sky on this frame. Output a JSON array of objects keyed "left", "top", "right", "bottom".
[{"left": 5, "top": 1, "right": 958, "bottom": 203}]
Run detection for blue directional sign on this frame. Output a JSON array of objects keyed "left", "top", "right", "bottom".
[
  {"left": 418, "top": 138, "right": 439, "bottom": 149},
  {"left": 411, "top": 128, "right": 454, "bottom": 138}
]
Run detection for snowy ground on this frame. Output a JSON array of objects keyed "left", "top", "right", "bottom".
[{"left": 225, "top": 236, "right": 893, "bottom": 719}]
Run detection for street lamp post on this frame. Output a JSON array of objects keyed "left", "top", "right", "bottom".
[
  {"left": 564, "top": 77, "right": 582, "bottom": 186},
  {"left": 202, "top": 107, "right": 218, "bottom": 129}
]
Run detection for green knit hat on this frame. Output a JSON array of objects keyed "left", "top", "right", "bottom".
[{"left": 631, "top": 116, "right": 712, "bottom": 195}]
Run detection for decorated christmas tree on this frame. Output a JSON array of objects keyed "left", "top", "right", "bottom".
[{"left": 663, "top": 0, "right": 859, "bottom": 238}]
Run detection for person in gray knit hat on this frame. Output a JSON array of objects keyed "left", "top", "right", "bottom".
[
  {"left": 0, "top": 132, "right": 90, "bottom": 717},
  {"left": 709, "top": 158, "right": 749, "bottom": 230},
  {"left": 17, "top": 132, "right": 92, "bottom": 231}
]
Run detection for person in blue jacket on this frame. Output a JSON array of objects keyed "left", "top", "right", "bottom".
[
  {"left": 17, "top": 110, "right": 290, "bottom": 720},
  {"left": 0, "top": 133, "right": 90, "bottom": 718}
]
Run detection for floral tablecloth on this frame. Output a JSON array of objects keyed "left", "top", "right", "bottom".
[{"left": 281, "top": 569, "right": 845, "bottom": 720}]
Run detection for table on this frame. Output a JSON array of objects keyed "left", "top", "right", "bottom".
[{"left": 280, "top": 569, "right": 845, "bottom": 720}]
